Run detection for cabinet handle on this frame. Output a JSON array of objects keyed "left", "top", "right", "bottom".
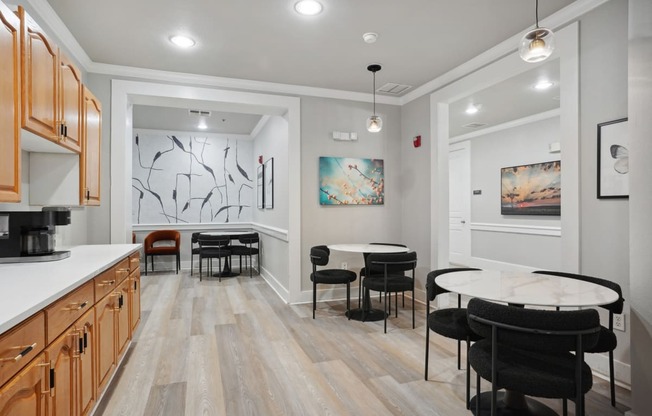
[
  {"left": 79, "top": 335, "right": 84, "bottom": 355},
  {"left": 50, "top": 367, "right": 56, "bottom": 396},
  {"left": 86, "top": 188, "right": 90, "bottom": 200},
  {"left": 134, "top": 279, "right": 138, "bottom": 290},
  {"left": 36, "top": 361, "right": 51, "bottom": 395},
  {"left": 118, "top": 294, "right": 124, "bottom": 309},
  {"left": 98, "top": 280, "right": 115, "bottom": 287},
  {"left": 83, "top": 331, "right": 88, "bottom": 351},
  {"left": 0, "top": 342, "right": 37, "bottom": 362},
  {"left": 65, "top": 300, "right": 89, "bottom": 311},
  {"left": 64, "top": 124, "right": 68, "bottom": 138}
]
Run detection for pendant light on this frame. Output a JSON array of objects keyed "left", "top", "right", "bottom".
[
  {"left": 366, "top": 64, "right": 382, "bottom": 133},
  {"left": 519, "top": 0, "right": 555, "bottom": 63}
]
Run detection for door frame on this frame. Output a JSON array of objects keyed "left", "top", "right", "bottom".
[{"left": 448, "top": 141, "right": 471, "bottom": 266}]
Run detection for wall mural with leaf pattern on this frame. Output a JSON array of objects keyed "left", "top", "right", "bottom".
[{"left": 132, "top": 131, "right": 253, "bottom": 224}]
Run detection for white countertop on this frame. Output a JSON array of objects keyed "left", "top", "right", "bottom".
[{"left": 0, "top": 244, "right": 141, "bottom": 334}]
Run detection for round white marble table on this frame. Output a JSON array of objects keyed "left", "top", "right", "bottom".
[
  {"left": 435, "top": 269, "right": 619, "bottom": 416},
  {"left": 327, "top": 244, "right": 410, "bottom": 321}
]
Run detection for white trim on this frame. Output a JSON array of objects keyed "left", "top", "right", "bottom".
[
  {"left": 251, "top": 222, "right": 289, "bottom": 242},
  {"left": 466, "top": 257, "right": 539, "bottom": 273},
  {"left": 250, "top": 115, "right": 271, "bottom": 138},
  {"left": 450, "top": 109, "right": 561, "bottom": 144},
  {"left": 259, "top": 266, "right": 290, "bottom": 303},
  {"left": 133, "top": 128, "right": 252, "bottom": 141},
  {"left": 470, "top": 222, "right": 561, "bottom": 237},
  {"left": 586, "top": 354, "right": 631, "bottom": 390},
  {"left": 132, "top": 223, "right": 253, "bottom": 232}
]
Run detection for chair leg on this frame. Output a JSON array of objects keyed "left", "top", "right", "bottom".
[
  {"left": 562, "top": 399, "right": 568, "bottom": 416},
  {"left": 151, "top": 255, "right": 154, "bottom": 272},
  {"left": 191, "top": 253, "right": 194, "bottom": 276},
  {"left": 411, "top": 290, "right": 415, "bottom": 329},
  {"left": 609, "top": 350, "right": 616, "bottom": 406},
  {"left": 425, "top": 327, "right": 430, "bottom": 380},
  {"left": 199, "top": 256, "right": 203, "bottom": 281},
  {"left": 476, "top": 372, "right": 481, "bottom": 416},
  {"left": 346, "top": 282, "right": 351, "bottom": 316},
  {"left": 313, "top": 281, "right": 317, "bottom": 319},
  {"left": 383, "top": 291, "right": 388, "bottom": 333},
  {"left": 466, "top": 338, "right": 471, "bottom": 409},
  {"left": 458, "top": 340, "right": 462, "bottom": 370},
  {"left": 144, "top": 254, "right": 148, "bottom": 276}
]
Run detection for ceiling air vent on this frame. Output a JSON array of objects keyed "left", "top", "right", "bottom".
[
  {"left": 377, "top": 83, "right": 412, "bottom": 95},
  {"left": 188, "top": 109, "right": 211, "bottom": 116},
  {"left": 462, "top": 122, "right": 488, "bottom": 129}
]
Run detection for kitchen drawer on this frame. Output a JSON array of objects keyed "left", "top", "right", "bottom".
[
  {"left": 45, "top": 280, "right": 94, "bottom": 344},
  {"left": 114, "top": 257, "right": 130, "bottom": 283},
  {"left": 129, "top": 252, "right": 140, "bottom": 273},
  {"left": 94, "top": 268, "right": 118, "bottom": 301},
  {"left": 0, "top": 312, "right": 45, "bottom": 387}
]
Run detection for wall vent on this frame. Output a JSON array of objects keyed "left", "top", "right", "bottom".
[
  {"left": 377, "top": 83, "right": 412, "bottom": 95},
  {"left": 189, "top": 109, "right": 211, "bottom": 116},
  {"left": 462, "top": 122, "right": 488, "bottom": 129}
]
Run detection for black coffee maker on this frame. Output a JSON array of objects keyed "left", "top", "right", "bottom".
[{"left": 0, "top": 207, "right": 72, "bottom": 263}]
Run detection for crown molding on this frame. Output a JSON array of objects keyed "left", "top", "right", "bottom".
[{"left": 399, "top": 0, "right": 610, "bottom": 105}]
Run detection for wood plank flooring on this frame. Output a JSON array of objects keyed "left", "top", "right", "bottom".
[{"left": 95, "top": 271, "right": 631, "bottom": 416}]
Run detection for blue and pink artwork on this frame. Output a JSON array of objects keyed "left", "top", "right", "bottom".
[{"left": 319, "top": 157, "right": 384, "bottom": 205}]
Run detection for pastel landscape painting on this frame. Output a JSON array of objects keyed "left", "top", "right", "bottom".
[
  {"left": 319, "top": 157, "right": 384, "bottom": 205},
  {"left": 501, "top": 160, "right": 561, "bottom": 216}
]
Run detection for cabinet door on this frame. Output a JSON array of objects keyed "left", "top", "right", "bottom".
[
  {"left": 94, "top": 293, "right": 116, "bottom": 394},
  {"left": 0, "top": 353, "right": 49, "bottom": 416},
  {"left": 46, "top": 330, "right": 78, "bottom": 416},
  {"left": 0, "top": 2, "right": 21, "bottom": 202},
  {"left": 80, "top": 87, "right": 101, "bottom": 206},
  {"left": 75, "top": 309, "right": 95, "bottom": 416},
  {"left": 58, "top": 52, "right": 82, "bottom": 153},
  {"left": 20, "top": 7, "right": 59, "bottom": 142},
  {"left": 116, "top": 278, "right": 131, "bottom": 360},
  {"left": 130, "top": 270, "right": 141, "bottom": 334}
]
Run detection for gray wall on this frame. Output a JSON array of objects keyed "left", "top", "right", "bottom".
[
  {"left": 300, "top": 96, "right": 402, "bottom": 297},
  {"left": 628, "top": 0, "right": 652, "bottom": 413}
]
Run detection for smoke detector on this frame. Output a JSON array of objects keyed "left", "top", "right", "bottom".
[{"left": 363, "top": 32, "right": 378, "bottom": 44}]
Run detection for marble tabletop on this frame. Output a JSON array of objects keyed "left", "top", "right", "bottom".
[
  {"left": 435, "top": 269, "right": 619, "bottom": 308},
  {"left": 327, "top": 243, "right": 410, "bottom": 253}
]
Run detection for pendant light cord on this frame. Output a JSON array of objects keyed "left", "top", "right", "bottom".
[
  {"left": 535, "top": 0, "right": 540, "bottom": 28},
  {"left": 372, "top": 71, "right": 376, "bottom": 115}
]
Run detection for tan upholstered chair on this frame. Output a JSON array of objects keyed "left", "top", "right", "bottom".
[{"left": 143, "top": 230, "right": 181, "bottom": 275}]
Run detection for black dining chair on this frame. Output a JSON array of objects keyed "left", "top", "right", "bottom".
[
  {"left": 424, "top": 267, "right": 482, "bottom": 409},
  {"left": 467, "top": 298, "right": 601, "bottom": 416},
  {"left": 310, "top": 246, "right": 357, "bottom": 319},
  {"left": 198, "top": 235, "right": 231, "bottom": 282},
  {"left": 229, "top": 232, "right": 260, "bottom": 278},
  {"left": 533, "top": 270, "right": 625, "bottom": 407},
  {"left": 190, "top": 232, "right": 202, "bottom": 276},
  {"left": 363, "top": 251, "right": 417, "bottom": 333},
  {"left": 358, "top": 243, "right": 407, "bottom": 309}
]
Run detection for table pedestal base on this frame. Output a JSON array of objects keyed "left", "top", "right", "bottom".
[
  {"left": 211, "top": 271, "right": 239, "bottom": 278},
  {"left": 469, "top": 392, "right": 558, "bottom": 416},
  {"left": 345, "top": 308, "right": 386, "bottom": 322}
]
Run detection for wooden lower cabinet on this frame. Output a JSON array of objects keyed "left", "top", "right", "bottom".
[
  {"left": 116, "top": 278, "right": 131, "bottom": 360},
  {"left": 47, "top": 330, "right": 77, "bottom": 416},
  {"left": 75, "top": 309, "right": 95, "bottom": 416},
  {"left": 130, "top": 270, "right": 141, "bottom": 333},
  {"left": 0, "top": 352, "right": 49, "bottom": 416},
  {"left": 94, "top": 291, "right": 117, "bottom": 395}
]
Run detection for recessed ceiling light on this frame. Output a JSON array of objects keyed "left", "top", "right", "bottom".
[
  {"left": 197, "top": 117, "right": 208, "bottom": 130},
  {"left": 534, "top": 80, "right": 554, "bottom": 90},
  {"left": 363, "top": 32, "right": 378, "bottom": 44},
  {"left": 294, "top": 0, "right": 323, "bottom": 16},
  {"left": 465, "top": 104, "right": 480, "bottom": 115},
  {"left": 169, "top": 35, "right": 195, "bottom": 48}
]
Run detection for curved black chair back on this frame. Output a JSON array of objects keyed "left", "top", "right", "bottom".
[
  {"left": 191, "top": 232, "right": 201, "bottom": 244},
  {"left": 367, "top": 251, "right": 417, "bottom": 274},
  {"left": 310, "top": 245, "right": 330, "bottom": 266},
  {"left": 426, "top": 267, "right": 480, "bottom": 301},
  {"left": 238, "top": 232, "right": 259, "bottom": 245},
  {"left": 198, "top": 235, "right": 231, "bottom": 247},
  {"left": 467, "top": 298, "right": 601, "bottom": 353},
  {"left": 533, "top": 270, "right": 624, "bottom": 314}
]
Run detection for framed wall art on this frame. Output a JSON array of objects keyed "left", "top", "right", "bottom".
[
  {"left": 500, "top": 160, "right": 561, "bottom": 216},
  {"left": 264, "top": 158, "right": 274, "bottom": 209},
  {"left": 319, "top": 157, "right": 384, "bottom": 205},
  {"left": 257, "top": 164, "right": 264, "bottom": 209},
  {"left": 597, "top": 118, "right": 629, "bottom": 199}
]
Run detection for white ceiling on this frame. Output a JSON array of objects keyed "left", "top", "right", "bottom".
[
  {"left": 133, "top": 106, "right": 262, "bottom": 135},
  {"left": 45, "top": 0, "right": 575, "bottom": 96}
]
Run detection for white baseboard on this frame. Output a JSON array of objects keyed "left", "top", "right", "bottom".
[
  {"left": 467, "top": 256, "right": 538, "bottom": 272},
  {"left": 259, "top": 266, "right": 290, "bottom": 303},
  {"left": 586, "top": 353, "right": 631, "bottom": 388}
]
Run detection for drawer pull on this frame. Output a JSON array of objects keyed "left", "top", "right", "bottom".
[
  {"left": 65, "top": 300, "right": 89, "bottom": 311},
  {"left": 36, "top": 361, "right": 51, "bottom": 395},
  {"left": 98, "top": 280, "right": 116, "bottom": 287},
  {"left": 1, "top": 342, "right": 38, "bottom": 362}
]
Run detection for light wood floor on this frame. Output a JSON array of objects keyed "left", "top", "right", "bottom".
[{"left": 95, "top": 270, "right": 631, "bottom": 416}]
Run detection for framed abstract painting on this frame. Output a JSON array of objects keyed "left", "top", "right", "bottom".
[
  {"left": 597, "top": 118, "right": 629, "bottom": 199},
  {"left": 500, "top": 160, "right": 561, "bottom": 216},
  {"left": 319, "top": 157, "right": 384, "bottom": 205}
]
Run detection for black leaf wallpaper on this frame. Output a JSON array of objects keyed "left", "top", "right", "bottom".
[{"left": 132, "top": 132, "right": 253, "bottom": 224}]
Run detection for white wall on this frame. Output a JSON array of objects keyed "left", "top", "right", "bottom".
[
  {"left": 300, "top": 96, "right": 402, "bottom": 301},
  {"left": 628, "top": 0, "right": 652, "bottom": 413}
]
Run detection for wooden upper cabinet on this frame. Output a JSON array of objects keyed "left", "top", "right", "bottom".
[
  {"left": 80, "top": 87, "right": 101, "bottom": 206},
  {"left": 0, "top": 2, "right": 21, "bottom": 203},
  {"left": 19, "top": 7, "right": 59, "bottom": 143},
  {"left": 58, "top": 52, "right": 82, "bottom": 153}
]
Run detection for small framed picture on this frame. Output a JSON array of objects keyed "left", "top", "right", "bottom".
[
  {"left": 264, "top": 158, "right": 274, "bottom": 209},
  {"left": 597, "top": 118, "right": 629, "bottom": 199},
  {"left": 257, "top": 164, "right": 264, "bottom": 209}
]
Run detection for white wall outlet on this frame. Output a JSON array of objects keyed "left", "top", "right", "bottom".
[
  {"left": 341, "top": 262, "right": 348, "bottom": 270},
  {"left": 613, "top": 313, "right": 626, "bottom": 332}
]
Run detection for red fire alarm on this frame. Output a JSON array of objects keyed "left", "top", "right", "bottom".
[
  {"left": 413, "top": 135, "right": 421, "bottom": 148},
  {"left": 258, "top": 155, "right": 263, "bottom": 164}
]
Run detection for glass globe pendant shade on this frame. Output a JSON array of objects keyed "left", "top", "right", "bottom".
[
  {"left": 519, "top": 27, "right": 555, "bottom": 63},
  {"left": 367, "top": 115, "right": 383, "bottom": 133}
]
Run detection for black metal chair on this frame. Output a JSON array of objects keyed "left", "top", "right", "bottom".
[
  {"left": 363, "top": 252, "right": 417, "bottom": 333},
  {"left": 190, "top": 232, "right": 201, "bottom": 276},
  {"left": 229, "top": 233, "right": 260, "bottom": 278},
  {"left": 198, "top": 235, "right": 231, "bottom": 282},
  {"left": 309, "top": 246, "right": 357, "bottom": 319},
  {"left": 424, "top": 267, "right": 482, "bottom": 409},
  {"left": 533, "top": 270, "right": 624, "bottom": 407},
  {"left": 359, "top": 243, "right": 407, "bottom": 308},
  {"left": 467, "top": 298, "right": 601, "bottom": 416}
]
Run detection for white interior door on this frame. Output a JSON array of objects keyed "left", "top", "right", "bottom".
[{"left": 449, "top": 142, "right": 471, "bottom": 265}]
